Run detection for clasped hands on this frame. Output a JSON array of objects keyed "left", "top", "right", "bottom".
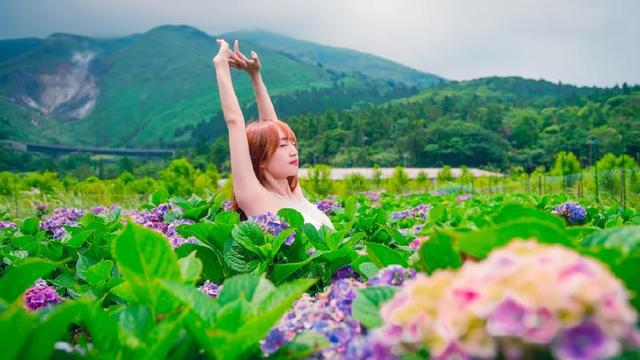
[{"left": 213, "top": 39, "right": 261, "bottom": 76}]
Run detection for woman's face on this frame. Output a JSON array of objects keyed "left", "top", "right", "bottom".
[{"left": 264, "top": 128, "right": 298, "bottom": 179}]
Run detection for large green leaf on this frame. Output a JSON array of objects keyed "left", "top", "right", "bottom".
[
  {"left": 272, "top": 250, "right": 325, "bottom": 285},
  {"left": 0, "top": 258, "right": 56, "bottom": 304},
  {"left": 581, "top": 226, "right": 640, "bottom": 255},
  {"left": 418, "top": 231, "right": 462, "bottom": 273},
  {"left": 352, "top": 286, "right": 397, "bottom": 329},
  {"left": 112, "top": 221, "right": 181, "bottom": 312},
  {"left": 366, "top": 242, "right": 408, "bottom": 268}
]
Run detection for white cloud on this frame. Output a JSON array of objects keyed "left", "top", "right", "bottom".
[{"left": 1, "top": 0, "right": 638, "bottom": 86}]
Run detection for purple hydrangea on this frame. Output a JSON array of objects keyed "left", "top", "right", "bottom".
[
  {"left": 247, "top": 211, "right": 296, "bottom": 246},
  {"left": 198, "top": 280, "right": 222, "bottom": 298},
  {"left": 90, "top": 206, "right": 106, "bottom": 215},
  {"left": 486, "top": 297, "right": 527, "bottom": 337},
  {"left": 314, "top": 200, "right": 341, "bottom": 215},
  {"left": 39, "top": 207, "right": 84, "bottom": 240},
  {"left": 124, "top": 204, "right": 197, "bottom": 248},
  {"left": 390, "top": 204, "right": 431, "bottom": 221},
  {"left": 367, "top": 265, "right": 417, "bottom": 287},
  {"left": 166, "top": 219, "right": 198, "bottom": 248},
  {"left": 263, "top": 266, "right": 418, "bottom": 358},
  {"left": 261, "top": 278, "right": 365, "bottom": 358},
  {"left": 553, "top": 320, "right": 619, "bottom": 360},
  {"left": 551, "top": 202, "right": 586, "bottom": 224},
  {"left": 456, "top": 193, "right": 472, "bottom": 203},
  {"left": 222, "top": 200, "right": 233, "bottom": 211},
  {"left": 36, "top": 203, "right": 47, "bottom": 212},
  {"left": 24, "top": 279, "right": 62, "bottom": 311},
  {"left": 333, "top": 265, "right": 361, "bottom": 281},
  {"left": 0, "top": 221, "right": 17, "bottom": 230}
]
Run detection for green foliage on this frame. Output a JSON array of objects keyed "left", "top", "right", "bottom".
[{"left": 306, "top": 164, "right": 333, "bottom": 196}]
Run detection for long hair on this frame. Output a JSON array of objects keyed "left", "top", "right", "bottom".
[{"left": 231, "top": 119, "right": 299, "bottom": 220}]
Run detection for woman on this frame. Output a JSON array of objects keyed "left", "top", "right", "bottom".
[{"left": 213, "top": 38, "right": 334, "bottom": 230}]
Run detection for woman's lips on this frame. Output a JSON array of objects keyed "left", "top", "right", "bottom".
[{"left": 290, "top": 160, "right": 299, "bottom": 165}]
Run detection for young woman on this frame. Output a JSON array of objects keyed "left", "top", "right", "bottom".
[{"left": 212, "top": 38, "right": 334, "bottom": 230}]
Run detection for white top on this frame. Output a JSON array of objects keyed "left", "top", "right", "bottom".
[{"left": 272, "top": 193, "right": 335, "bottom": 231}]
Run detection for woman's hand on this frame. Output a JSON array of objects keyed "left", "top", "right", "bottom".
[
  {"left": 213, "top": 39, "right": 233, "bottom": 66},
  {"left": 228, "top": 40, "right": 261, "bottom": 76}
]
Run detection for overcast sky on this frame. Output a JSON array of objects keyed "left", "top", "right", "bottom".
[{"left": 1, "top": 0, "right": 638, "bottom": 87}]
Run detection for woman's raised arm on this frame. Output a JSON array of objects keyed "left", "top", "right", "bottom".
[
  {"left": 228, "top": 40, "right": 278, "bottom": 121},
  {"left": 213, "top": 39, "right": 264, "bottom": 205}
]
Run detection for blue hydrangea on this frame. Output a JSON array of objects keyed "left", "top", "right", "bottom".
[
  {"left": 552, "top": 202, "right": 586, "bottom": 224},
  {"left": 247, "top": 211, "right": 296, "bottom": 245}
]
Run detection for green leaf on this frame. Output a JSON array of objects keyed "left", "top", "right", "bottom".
[
  {"left": 272, "top": 251, "right": 325, "bottom": 285},
  {"left": 271, "top": 332, "right": 330, "bottom": 359},
  {"left": 217, "top": 274, "right": 261, "bottom": 306},
  {"left": 218, "top": 278, "right": 316, "bottom": 359},
  {"left": 19, "top": 217, "right": 40, "bottom": 236},
  {"left": 352, "top": 286, "right": 397, "bottom": 328},
  {"left": 161, "top": 280, "right": 218, "bottom": 323},
  {"left": 358, "top": 262, "right": 380, "bottom": 279},
  {"left": 492, "top": 204, "right": 565, "bottom": 228},
  {"left": 303, "top": 223, "right": 328, "bottom": 251},
  {"left": 66, "top": 229, "right": 94, "bottom": 248},
  {"left": 178, "top": 251, "right": 203, "bottom": 284},
  {"left": 366, "top": 242, "right": 409, "bottom": 268},
  {"left": 150, "top": 188, "right": 169, "bottom": 206},
  {"left": 175, "top": 243, "right": 225, "bottom": 284},
  {"left": 216, "top": 297, "right": 253, "bottom": 332},
  {"left": 581, "top": 226, "right": 640, "bottom": 255},
  {"left": 224, "top": 234, "right": 261, "bottom": 274},
  {"left": 455, "top": 219, "right": 572, "bottom": 258},
  {"left": 0, "top": 259, "right": 55, "bottom": 304},
  {"left": 379, "top": 225, "right": 409, "bottom": 246},
  {"left": 232, "top": 221, "right": 265, "bottom": 250},
  {"left": 419, "top": 231, "right": 462, "bottom": 273},
  {"left": 215, "top": 211, "right": 240, "bottom": 225},
  {"left": 271, "top": 228, "right": 296, "bottom": 258},
  {"left": 19, "top": 300, "right": 89, "bottom": 359},
  {"left": 86, "top": 259, "right": 114, "bottom": 288},
  {"left": 0, "top": 305, "right": 35, "bottom": 359},
  {"left": 278, "top": 208, "right": 305, "bottom": 229},
  {"left": 112, "top": 221, "right": 181, "bottom": 312}
]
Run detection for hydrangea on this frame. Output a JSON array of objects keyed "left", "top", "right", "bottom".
[
  {"left": 24, "top": 279, "right": 62, "bottom": 311},
  {"left": 0, "top": 220, "right": 17, "bottom": 230},
  {"left": 409, "top": 236, "right": 429, "bottom": 251},
  {"left": 222, "top": 200, "right": 233, "bottom": 211},
  {"left": 262, "top": 265, "right": 416, "bottom": 358},
  {"left": 261, "top": 278, "right": 365, "bottom": 358},
  {"left": 552, "top": 202, "right": 587, "bottom": 224},
  {"left": 123, "top": 204, "right": 197, "bottom": 249},
  {"left": 333, "top": 265, "right": 361, "bottom": 281},
  {"left": 391, "top": 204, "right": 431, "bottom": 220},
  {"left": 399, "top": 223, "right": 425, "bottom": 237},
  {"left": 36, "top": 203, "right": 47, "bottom": 212},
  {"left": 367, "top": 265, "right": 416, "bottom": 286},
  {"left": 456, "top": 193, "right": 472, "bottom": 203},
  {"left": 39, "top": 207, "right": 84, "bottom": 240},
  {"left": 368, "top": 240, "right": 640, "bottom": 359},
  {"left": 314, "top": 200, "right": 341, "bottom": 215},
  {"left": 198, "top": 280, "right": 222, "bottom": 298},
  {"left": 247, "top": 211, "right": 296, "bottom": 246}
]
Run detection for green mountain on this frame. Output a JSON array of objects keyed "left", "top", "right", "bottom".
[{"left": 0, "top": 25, "right": 444, "bottom": 148}]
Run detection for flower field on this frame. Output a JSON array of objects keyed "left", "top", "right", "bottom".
[{"left": 0, "top": 190, "right": 639, "bottom": 359}]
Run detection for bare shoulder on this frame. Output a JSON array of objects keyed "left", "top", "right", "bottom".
[
  {"left": 293, "top": 183, "right": 307, "bottom": 201},
  {"left": 236, "top": 185, "right": 286, "bottom": 216}
]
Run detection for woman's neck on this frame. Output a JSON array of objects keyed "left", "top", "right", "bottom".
[{"left": 263, "top": 174, "right": 295, "bottom": 199}]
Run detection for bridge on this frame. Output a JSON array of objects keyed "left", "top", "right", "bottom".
[{"left": 1, "top": 140, "right": 175, "bottom": 158}]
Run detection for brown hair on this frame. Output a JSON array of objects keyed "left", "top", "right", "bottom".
[{"left": 231, "top": 119, "right": 299, "bottom": 219}]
